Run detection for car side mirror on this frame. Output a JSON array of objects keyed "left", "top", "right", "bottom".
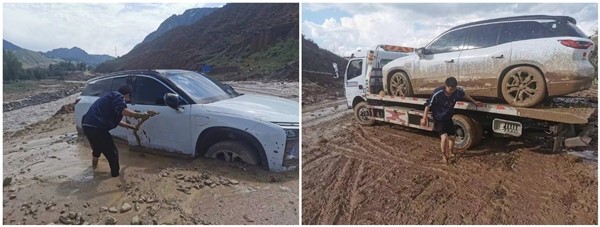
[{"left": 164, "top": 93, "right": 181, "bottom": 110}]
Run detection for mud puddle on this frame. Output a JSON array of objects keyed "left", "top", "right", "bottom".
[{"left": 4, "top": 123, "right": 298, "bottom": 225}]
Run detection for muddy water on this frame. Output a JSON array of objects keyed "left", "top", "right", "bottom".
[
  {"left": 3, "top": 126, "right": 298, "bottom": 224},
  {"left": 3, "top": 93, "right": 80, "bottom": 133}
]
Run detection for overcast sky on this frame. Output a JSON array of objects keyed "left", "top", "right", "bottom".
[
  {"left": 303, "top": 3, "right": 598, "bottom": 57},
  {"left": 3, "top": 3, "right": 224, "bottom": 56}
]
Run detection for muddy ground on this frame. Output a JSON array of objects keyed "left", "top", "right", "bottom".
[
  {"left": 3, "top": 80, "right": 299, "bottom": 225},
  {"left": 302, "top": 87, "right": 598, "bottom": 224}
]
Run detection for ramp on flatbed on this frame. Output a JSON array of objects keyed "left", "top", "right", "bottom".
[{"left": 365, "top": 94, "right": 596, "bottom": 124}]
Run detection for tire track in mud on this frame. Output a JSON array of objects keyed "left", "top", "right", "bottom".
[{"left": 303, "top": 99, "right": 597, "bottom": 224}]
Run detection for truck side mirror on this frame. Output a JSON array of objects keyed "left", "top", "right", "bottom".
[{"left": 164, "top": 93, "right": 181, "bottom": 110}]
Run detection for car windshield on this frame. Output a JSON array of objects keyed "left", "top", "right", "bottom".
[{"left": 164, "top": 71, "right": 236, "bottom": 104}]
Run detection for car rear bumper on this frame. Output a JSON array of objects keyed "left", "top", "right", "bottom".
[{"left": 546, "top": 74, "right": 594, "bottom": 96}]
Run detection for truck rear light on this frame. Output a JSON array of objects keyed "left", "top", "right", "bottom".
[{"left": 559, "top": 40, "right": 593, "bottom": 49}]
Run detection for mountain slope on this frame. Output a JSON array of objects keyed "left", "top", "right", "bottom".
[
  {"left": 96, "top": 3, "right": 299, "bottom": 81},
  {"left": 3, "top": 40, "right": 22, "bottom": 51},
  {"left": 141, "top": 7, "right": 218, "bottom": 44},
  {"left": 302, "top": 36, "right": 348, "bottom": 105},
  {"left": 44, "top": 47, "right": 114, "bottom": 66}
]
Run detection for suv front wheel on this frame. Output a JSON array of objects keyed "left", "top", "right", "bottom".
[
  {"left": 205, "top": 140, "right": 259, "bottom": 165},
  {"left": 500, "top": 66, "right": 546, "bottom": 107},
  {"left": 388, "top": 71, "right": 413, "bottom": 97}
]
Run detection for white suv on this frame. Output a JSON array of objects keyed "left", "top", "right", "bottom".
[
  {"left": 74, "top": 69, "right": 299, "bottom": 172},
  {"left": 383, "top": 15, "right": 595, "bottom": 107}
]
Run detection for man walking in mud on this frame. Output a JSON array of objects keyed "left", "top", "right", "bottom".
[
  {"left": 420, "top": 77, "right": 482, "bottom": 163},
  {"left": 82, "top": 85, "right": 153, "bottom": 177}
]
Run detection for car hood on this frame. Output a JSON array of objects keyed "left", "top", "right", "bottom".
[{"left": 204, "top": 94, "right": 299, "bottom": 124}]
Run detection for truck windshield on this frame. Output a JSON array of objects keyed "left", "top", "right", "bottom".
[{"left": 165, "top": 71, "right": 235, "bottom": 104}]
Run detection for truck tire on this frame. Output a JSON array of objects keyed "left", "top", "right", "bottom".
[
  {"left": 501, "top": 66, "right": 546, "bottom": 107},
  {"left": 388, "top": 71, "right": 413, "bottom": 97},
  {"left": 354, "top": 102, "right": 375, "bottom": 126},
  {"left": 452, "top": 114, "right": 481, "bottom": 150},
  {"left": 205, "top": 140, "right": 259, "bottom": 165}
]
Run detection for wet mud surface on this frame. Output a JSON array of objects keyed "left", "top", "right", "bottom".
[
  {"left": 3, "top": 81, "right": 299, "bottom": 225},
  {"left": 302, "top": 88, "right": 598, "bottom": 224}
]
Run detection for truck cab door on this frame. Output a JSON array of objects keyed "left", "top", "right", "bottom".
[{"left": 344, "top": 58, "right": 365, "bottom": 108}]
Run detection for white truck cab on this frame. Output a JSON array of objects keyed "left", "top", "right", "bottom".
[{"left": 344, "top": 45, "right": 414, "bottom": 108}]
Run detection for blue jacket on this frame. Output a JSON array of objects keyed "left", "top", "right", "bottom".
[
  {"left": 82, "top": 91, "right": 128, "bottom": 130},
  {"left": 425, "top": 86, "right": 465, "bottom": 121}
]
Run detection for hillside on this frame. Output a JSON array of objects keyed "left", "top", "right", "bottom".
[
  {"left": 3, "top": 40, "right": 22, "bottom": 51},
  {"left": 302, "top": 36, "right": 348, "bottom": 105},
  {"left": 44, "top": 47, "right": 114, "bottom": 66},
  {"left": 141, "top": 7, "right": 218, "bottom": 44},
  {"left": 96, "top": 3, "right": 299, "bottom": 81}
]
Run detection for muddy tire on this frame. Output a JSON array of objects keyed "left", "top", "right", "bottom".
[
  {"left": 501, "top": 66, "right": 546, "bottom": 107},
  {"left": 387, "top": 71, "right": 413, "bottom": 97},
  {"left": 354, "top": 102, "right": 375, "bottom": 126},
  {"left": 452, "top": 114, "right": 480, "bottom": 151},
  {"left": 205, "top": 141, "right": 259, "bottom": 165}
]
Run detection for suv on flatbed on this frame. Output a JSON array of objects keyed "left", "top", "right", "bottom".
[
  {"left": 74, "top": 69, "right": 299, "bottom": 172},
  {"left": 383, "top": 15, "right": 595, "bottom": 107}
]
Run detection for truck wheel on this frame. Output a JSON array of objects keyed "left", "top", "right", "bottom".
[
  {"left": 452, "top": 114, "right": 481, "bottom": 150},
  {"left": 388, "top": 71, "right": 413, "bottom": 97},
  {"left": 354, "top": 102, "right": 375, "bottom": 126},
  {"left": 205, "top": 140, "right": 259, "bottom": 165},
  {"left": 501, "top": 66, "right": 546, "bottom": 107}
]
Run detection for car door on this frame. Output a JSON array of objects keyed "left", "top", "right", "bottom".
[
  {"left": 344, "top": 58, "right": 366, "bottom": 107},
  {"left": 413, "top": 28, "right": 469, "bottom": 94},
  {"left": 108, "top": 75, "right": 131, "bottom": 140},
  {"left": 126, "top": 75, "right": 193, "bottom": 155},
  {"left": 458, "top": 23, "right": 510, "bottom": 97}
]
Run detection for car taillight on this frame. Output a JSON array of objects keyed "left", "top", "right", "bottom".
[
  {"left": 559, "top": 40, "right": 593, "bottom": 49},
  {"left": 74, "top": 98, "right": 81, "bottom": 105}
]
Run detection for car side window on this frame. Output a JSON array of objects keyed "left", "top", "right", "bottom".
[
  {"left": 81, "top": 79, "right": 111, "bottom": 96},
  {"left": 428, "top": 28, "right": 469, "bottom": 54},
  {"left": 499, "top": 21, "right": 552, "bottom": 44},
  {"left": 465, "top": 24, "right": 502, "bottom": 49},
  {"left": 132, "top": 76, "right": 173, "bottom": 105},
  {"left": 347, "top": 59, "right": 363, "bottom": 80},
  {"left": 110, "top": 76, "right": 128, "bottom": 91}
]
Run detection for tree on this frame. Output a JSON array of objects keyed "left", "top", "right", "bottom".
[{"left": 3, "top": 50, "right": 23, "bottom": 82}]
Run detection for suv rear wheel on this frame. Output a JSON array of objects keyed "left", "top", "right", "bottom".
[{"left": 500, "top": 66, "right": 546, "bottom": 107}]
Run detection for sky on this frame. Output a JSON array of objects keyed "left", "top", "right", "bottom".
[
  {"left": 302, "top": 3, "right": 599, "bottom": 57},
  {"left": 3, "top": 3, "right": 225, "bottom": 56}
]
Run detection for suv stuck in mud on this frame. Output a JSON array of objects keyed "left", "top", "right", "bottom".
[
  {"left": 383, "top": 15, "right": 595, "bottom": 107},
  {"left": 74, "top": 69, "right": 299, "bottom": 172}
]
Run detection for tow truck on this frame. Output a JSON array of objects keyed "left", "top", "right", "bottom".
[{"left": 345, "top": 44, "right": 596, "bottom": 151}]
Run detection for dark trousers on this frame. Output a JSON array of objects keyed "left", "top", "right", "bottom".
[{"left": 83, "top": 126, "right": 120, "bottom": 177}]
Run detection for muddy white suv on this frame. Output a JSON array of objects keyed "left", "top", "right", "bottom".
[
  {"left": 74, "top": 69, "right": 299, "bottom": 172},
  {"left": 383, "top": 15, "right": 595, "bottom": 107}
]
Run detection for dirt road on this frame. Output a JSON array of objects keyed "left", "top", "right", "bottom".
[
  {"left": 3, "top": 81, "right": 299, "bottom": 225},
  {"left": 302, "top": 96, "right": 597, "bottom": 224}
]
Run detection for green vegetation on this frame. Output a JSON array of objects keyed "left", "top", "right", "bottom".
[
  {"left": 3, "top": 80, "right": 40, "bottom": 94},
  {"left": 243, "top": 38, "right": 298, "bottom": 72},
  {"left": 4, "top": 49, "right": 91, "bottom": 82}
]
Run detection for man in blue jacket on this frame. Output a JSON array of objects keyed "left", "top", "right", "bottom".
[
  {"left": 82, "top": 85, "right": 153, "bottom": 177},
  {"left": 420, "top": 77, "right": 482, "bottom": 163}
]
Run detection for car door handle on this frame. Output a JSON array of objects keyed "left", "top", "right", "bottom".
[
  {"left": 445, "top": 59, "right": 455, "bottom": 63},
  {"left": 492, "top": 54, "right": 504, "bottom": 59}
]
